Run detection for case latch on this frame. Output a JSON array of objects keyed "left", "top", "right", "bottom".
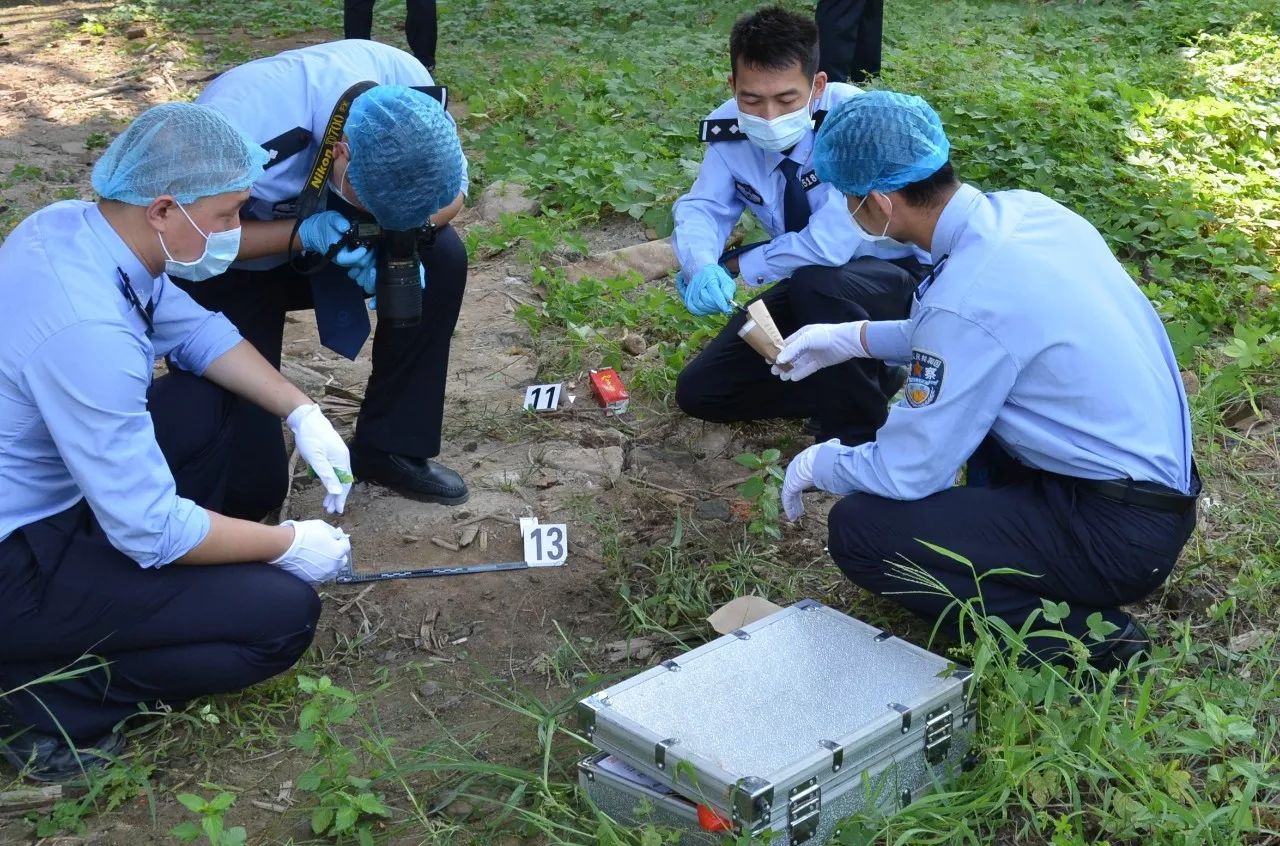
[
  {"left": 654, "top": 737, "right": 678, "bottom": 771},
  {"left": 924, "top": 706, "right": 954, "bottom": 764},
  {"left": 818, "top": 739, "right": 843, "bottom": 773},
  {"left": 787, "top": 778, "right": 821, "bottom": 843}
]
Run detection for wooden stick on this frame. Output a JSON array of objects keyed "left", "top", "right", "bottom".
[
  {"left": 277, "top": 447, "right": 301, "bottom": 521},
  {"left": 336, "top": 584, "right": 375, "bottom": 614},
  {"left": 250, "top": 800, "right": 289, "bottom": 813},
  {"left": 0, "top": 785, "right": 63, "bottom": 815}
]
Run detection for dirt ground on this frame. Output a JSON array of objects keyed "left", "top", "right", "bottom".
[{"left": 0, "top": 5, "right": 821, "bottom": 842}]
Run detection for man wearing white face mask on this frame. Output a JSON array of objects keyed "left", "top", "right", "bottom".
[
  {"left": 0, "top": 104, "right": 352, "bottom": 782},
  {"left": 672, "top": 6, "right": 930, "bottom": 446}
]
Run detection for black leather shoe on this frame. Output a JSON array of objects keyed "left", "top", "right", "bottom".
[
  {"left": 1, "top": 729, "right": 125, "bottom": 783},
  {"left": 350, "top": 442, "right": 469, "bottom": 505},
  {"left": 1088, "top": 617, "right": 1151, "bottom": 673}
]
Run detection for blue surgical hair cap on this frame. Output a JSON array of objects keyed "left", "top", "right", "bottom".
[
  {"left": 813, "top": 91, "right": 951, "bottom": 197},
  {"left": 92, "top": 102, "right": 268, "bottom": 205},
  {"left": 344, "top": 85, "right": 464, "bottom": 230}
]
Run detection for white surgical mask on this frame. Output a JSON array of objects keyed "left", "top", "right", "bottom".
[
  {"left": 850, "top": 193, "right": 894, "bottom": 242},
  {"left": 736, "top": 88, "right": 815, "bottom": 153},
  {"left": 330, "top": 155, "right": 359, "bottom": 207},
  {"left": 159, "top": 202, "right": 241, "bottom": 282}
]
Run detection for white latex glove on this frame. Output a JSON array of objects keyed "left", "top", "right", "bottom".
[
  {"left": 782, "top": 440, "right": 840, "bottom": 521},
  {"left": 772, "top": 321, "right": 869, "bottom": 382},
  {"left": 286, "top": 403, "right": 353, "bottom": 514},
  {"left": 270, "top": 520, "right": 352, "bottom": 584}
]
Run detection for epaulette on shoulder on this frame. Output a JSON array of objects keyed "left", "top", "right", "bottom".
[{"left": 699, "top": 118, "right": 747, "bottom": 143}]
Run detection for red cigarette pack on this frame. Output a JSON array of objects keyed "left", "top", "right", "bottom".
[{"left": 590, "top": 368, "right": 630, "bottom": 415}]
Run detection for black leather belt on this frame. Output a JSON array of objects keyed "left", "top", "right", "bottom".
[{"left": 1074, "top": 472, "right": 1200, "bottom": 513}]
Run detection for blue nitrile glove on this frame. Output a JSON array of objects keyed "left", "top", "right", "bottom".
[
  {"left": 298, "top": 211, "right": 370, "bottom": 270},
  {"left": 367, "top": 261, "right": 426, "bottom": 311},
  {"left": 676, "top": 264, "right": 737, "bottom": 316}
]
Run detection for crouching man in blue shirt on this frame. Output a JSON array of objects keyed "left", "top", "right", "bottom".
[
  {"left": 672, "top": 7, "right": 926, "bottom": 446},
  {"left": 0, "top": 104, "right": 353, "bottom": 781},
  {"left": 778, "top": 92, "right": 1199, "bottom": 668}
]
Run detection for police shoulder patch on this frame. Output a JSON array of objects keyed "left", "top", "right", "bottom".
[{"left": 905, "top": 349, "right": 945, "bottom": 408}]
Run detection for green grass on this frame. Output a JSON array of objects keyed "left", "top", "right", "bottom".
[{"left": 3, "top": 0, "right": 1278, "bottom": 842}]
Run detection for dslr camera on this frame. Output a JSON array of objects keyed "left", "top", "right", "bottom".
[{"left": 334, "top": 221, "right": 437, "bottom": 328}]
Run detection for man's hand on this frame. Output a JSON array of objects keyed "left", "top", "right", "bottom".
[
  {"left": 270, "top": 520, "right": 351, "bottom": 584},
  {"left": 298, "top": 211, "right": 364, "bottom": 264},
  {"left": 676, "top": 264, "right": 736, "bottom": 316},
  {"left": 782, "top": 440, "right": 839, "bottom": 521},
  {"left": 773, "top": 321, "right": 870, "bottom": 381},
  {"left": 286, "top": 404, "right": 353, "bottom": 514}
]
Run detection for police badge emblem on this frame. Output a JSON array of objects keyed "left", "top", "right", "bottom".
[{"left": 906, "top": 350, "right": 945, "bottom": 407}]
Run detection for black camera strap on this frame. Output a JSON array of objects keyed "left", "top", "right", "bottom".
[{"left": 288, "top": 79, "right": 379, "bottom": 273}]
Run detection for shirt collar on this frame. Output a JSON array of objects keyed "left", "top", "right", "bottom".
[
  {"left": 83, "top": 203, "right": 160, "bottom": 303},
  {"left": 929, "top": 183, "right": 983, "bottom": 265}
]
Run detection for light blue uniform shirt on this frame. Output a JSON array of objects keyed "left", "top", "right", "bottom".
[
  {"left": 197, "top": 39, "right": 469, "bottom": 270},
  {"left": 814, "top": 184, "right": 1193, "bottom": 500},
  {"left": 672, "top": 82, "right": 923, "bottom": 287},
  {"left": 0, "top": 202, "right": 242, "bottom": 565}
]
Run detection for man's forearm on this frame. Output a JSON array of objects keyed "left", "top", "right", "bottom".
[
  {"left": 431, "top": 192, "right": 465, "bottom": 228},
  {"left": 176, "top": 513, "right": 294, "bottom": 565},
  {"left": 237, "top": 219, "right": 302, "bottom": 260},
  {"left": 203, "top": 340, "right": 311, "bottom": 418}
]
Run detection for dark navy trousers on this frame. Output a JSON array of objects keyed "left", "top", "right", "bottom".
[
  {"left": 178, "top": 223, "right": 468, "bottom": 521},
  {"left": 0, "top": 371, "right": 320, "bottom": 742},
  {"left": 816, "top": 0, "right": 884, "bottom": 83},
  {"left": 827, "top": 439, "right": 1197, "bottom": 658},
  {"left": 675, "top": 257, "right": 920, "bottom": 446}
]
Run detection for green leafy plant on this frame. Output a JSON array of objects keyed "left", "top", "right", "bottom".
[
  {"left": 292, "top": 675, "right": 389, "bottom": 845},
  {"left": 733, "top": 449, "right": 785, "bottom": 539},
  {"left": 171, "top": 791, "right": 245, "bottom": 846}
]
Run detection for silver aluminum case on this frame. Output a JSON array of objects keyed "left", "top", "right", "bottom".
[
  {"left": 579, "top": 740, "right": 952, "bottom": 846},
  {"left": 577, "top": 600, "right": 975, "bottom": 840}
]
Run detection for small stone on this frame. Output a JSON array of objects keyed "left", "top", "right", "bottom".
[
  {"left": 477, "top": 181, "right": 540, "bottom": 222},
  {"left": 621, "top": 331, "right": 647, "bottom": 357},
  {"left": 695, "top": 426, "right": 732, "bottom": 459},
  {"left": 1180, "top": 370, "right": 1199, "bottom": 396},
  {"left": 443, "top": 800, "right": 473, "bottom": 820},
  {"left": 61, "top": 141, "right": 84, "bottom": 154},
  {"left": 540, "top": 445, "right": 625, "bottom": 485},
  {"left": 125, "top": 25, "right": 147, "bottom": 39},
  {"left": 1229, "top": 629, "right": 1274, "bottom": 653},
  {"left": 694, "top": 498, "right": 733, "bottom": 523},
  {"left": 463, "top": 441, "right": 478, "bottom": 453},
  {"left": 418, "top": 681, "right": 442, "bottom": 697},
  {"left": 579, "top": 428, "right": 625, "bottom": 449},
  {"left": 459, "top": 526, "right": 479, "bottom": 547}
]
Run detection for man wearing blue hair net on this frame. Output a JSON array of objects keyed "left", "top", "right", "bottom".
[
  {"left": 0, "top": 103, "right": 353, "bottom": 781},
  {"left": 672, "top": 6, "right": 928, "bottom": 447},
  {"left": 178, "top": 40, "right": 471, "bottom": 515},
  {"left": 777, "top": 90, "right": 1199, "bottom": 671}
]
